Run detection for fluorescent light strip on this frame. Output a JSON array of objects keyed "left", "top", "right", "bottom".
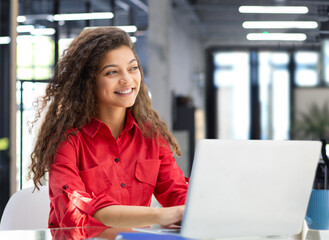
[
  {"left": 0, "top": 36, "right": 11, "bottom": 44},
  {"left": 130, "top": 36, "right": 137, "bottom": 43},
  {"left": 239, "top": 6, "right": 309, "bottom": 14},
  {"left": 243, "top": 21, "right": 318, "bottom": 29},
  {"left": 17, "top": 16, "right": 27, "bottom": 23},
  {"left": 85, "top": 25, "right": 137, "bottom": 33},
  {"left": 247, "top": 33, "right": 307, "bottom": 41},
  {"left": 31, "top": 28, "right": 56, "bottom": 35},
  {"left": 117, "top": 25, "right": 137, "bottom": 33},
  {"left": 53, "top": 12, "right": 114, "bottom": 21},
  {"left": 17, "top": 25, "right": 35, "bottom": 33}
]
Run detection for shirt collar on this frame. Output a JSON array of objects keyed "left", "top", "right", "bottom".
[{"left": 82, "top": 110, "right": 138, "bottom": 138}]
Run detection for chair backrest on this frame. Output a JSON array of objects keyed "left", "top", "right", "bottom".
[
  {"left": 0, "top": 186, "right": 50, "bottom": 230},
  {"left": 150, "top": 194, "right": 162, "bottom": 208}
]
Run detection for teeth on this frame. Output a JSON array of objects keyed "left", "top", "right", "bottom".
[{"left": 116, "top": 88, "right": 133, "bottom": 94}]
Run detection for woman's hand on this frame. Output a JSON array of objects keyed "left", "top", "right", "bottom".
[{"left": 156, "top": 205, "right": 185, "bottom": 226}]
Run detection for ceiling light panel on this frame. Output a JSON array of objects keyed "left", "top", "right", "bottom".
[
  {"left": 53, "top": 12, "right": 114, "bottom": 21},
  {"left": 243, "top": 21, "right": 318, "bottom": 29},
  {"left": 239, "top": 6, "right": 309, "bottom": 14},
  {"left": 85, "top": 25, "right": 137, "bottom": 33},
  {"left": 0, "top": 36, "right": 11, "bottom": 44},
  {"left": 31, "top": 28, "right": 56, "bottom": 35},
  {"left": 246, "top": 33, "right": 307, "bottom": 41}
]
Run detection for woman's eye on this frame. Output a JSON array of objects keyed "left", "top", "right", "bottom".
[
  {"left": 130, "top": 66, "right": 139, "bottom": 71},
  {"left": 106, "top": 70, "right": 116, "bottom": 75}
]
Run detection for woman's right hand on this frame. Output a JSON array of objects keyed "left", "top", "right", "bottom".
[{"left": 156, "top": 205, "right": 185, "bottom": 226}]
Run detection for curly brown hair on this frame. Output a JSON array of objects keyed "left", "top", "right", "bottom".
[{"left": 29, "top": 27, "right": 181, "bottom": 188}]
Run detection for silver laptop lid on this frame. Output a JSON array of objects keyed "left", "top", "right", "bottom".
[{"left": 181, "top": 139, "right": 321, "bottom": 239}]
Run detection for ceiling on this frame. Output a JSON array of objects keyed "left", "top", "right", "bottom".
[
  {"left": 17, "top": 0, "right": 329, "bottom": 47},
  {"left": 18, "top": 0, "right": 148, "bottom": 38},
  {"left": 176, "top": 0, "right": 329, "bottom": 47}
]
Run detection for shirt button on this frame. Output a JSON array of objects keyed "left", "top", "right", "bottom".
[
  {"left": 49, "top": 223, "right": 53, "bottom": 226},
  {"left": 121, "top": 183, "right": 125, "bottom": 188},
  {"left": 115, "top": 158, "right": 119, "bottom": 163},
  {"left": 62, "top": 185, "right": 67, "bottom": 190}
]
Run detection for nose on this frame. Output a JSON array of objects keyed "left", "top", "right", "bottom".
[{"left": 119, "top": 71, "right": 133, "bottom": 84}]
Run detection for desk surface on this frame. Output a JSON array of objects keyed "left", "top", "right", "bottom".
[{"left": 0, "top": 226, "right": 328, "bottom": 240}]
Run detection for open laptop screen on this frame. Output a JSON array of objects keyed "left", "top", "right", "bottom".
[{"left": 181, "top": 139, "right": 320, "bottom": 239}]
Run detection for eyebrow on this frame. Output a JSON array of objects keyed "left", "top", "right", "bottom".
[{"left": 100, "top": 59, "right": 137, "bottom": 72}]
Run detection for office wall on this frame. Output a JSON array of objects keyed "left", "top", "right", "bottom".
[
  {"left": 148, "top": 1, "right": 204, "bottom": 129},
  {"left": 293, "top": 87, "right": 329, "bottom": 140},
  {"left": 294, "top": 88, "right": 329, "bottom": 118},
  {"left": 169, "top": 6, "right": 204, "bottom": 110}
]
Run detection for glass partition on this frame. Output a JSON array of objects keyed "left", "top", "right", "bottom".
[
  {"left": 259, "top": 52, "right": 290, "bottom": 140},
  {"left": 214, "top": 51, "right": 250, "bottom": 139},
  {"left": 17, "top": 35, "right": 54, "bottom": 80},
  {"left": 214, "top": 50, "right": 291, "bottom": 140},
  {"left": 294, "top": 51, "right": 319, "bottom": 87}
]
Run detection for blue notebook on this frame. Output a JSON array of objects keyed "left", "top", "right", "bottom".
[{"left": 115, "top": 232, "right": 194, "bottom": 240}]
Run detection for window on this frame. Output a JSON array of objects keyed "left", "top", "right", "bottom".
[
  {"left": 17, "top": 35, "right": 54, "bottom": 80},
  {"left": 294, "top": 51, "right": 319, "bottom": 87},
  {"left": 213, "top": 50, "right": 291, "bottom": 140},
  {"left": 16, "top": 35, "right": 54, "bottom": 189},
  {"left": 16, "top": 81, "right": 48, "bottom": 188},
  {"left": 324, "top": 40, "right": 329, "bottom": 85},
  {"left": 214, "top": 51, "right": 250, "bottom": 139},
  {"left": 259, "top": 52, "right": 290, "bottom": 140}
]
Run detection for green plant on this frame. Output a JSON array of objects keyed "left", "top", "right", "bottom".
[{"left": 293, "top": 102, "right": 329, "bottom": 140}]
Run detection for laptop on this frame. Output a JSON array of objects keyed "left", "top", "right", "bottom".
[{"left": 135, "top": 139, "right": 321, "bottom": 239}]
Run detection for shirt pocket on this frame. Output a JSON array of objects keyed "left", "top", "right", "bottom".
[
  {"left": 135, "top": 159, "right": 161, "bottom": 201},
  {"left": 79, "top": 165, "right": 112, "bottom": 195}
]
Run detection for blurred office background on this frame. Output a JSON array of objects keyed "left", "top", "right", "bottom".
[{"left": 1, "top": 0, "right": 329, "bottom": 219}]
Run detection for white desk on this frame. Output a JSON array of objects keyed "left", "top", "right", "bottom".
[{"left": 0, "top": 226, "right": 328, "bottom": 240}]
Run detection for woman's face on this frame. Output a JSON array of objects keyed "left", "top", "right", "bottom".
[{"left": 96, "top": 45, "right": 141, "bottom": 112}]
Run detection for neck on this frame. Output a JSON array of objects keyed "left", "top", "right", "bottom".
[{"left": 97, "top": 107, "right": 127, "bottom": 139}]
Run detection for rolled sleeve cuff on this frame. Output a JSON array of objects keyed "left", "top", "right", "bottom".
[{"left": 64, "top": 188, "right": 120, "bottom": 216}]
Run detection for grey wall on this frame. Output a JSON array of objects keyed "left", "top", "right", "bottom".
[{"left": 148, "top": 0, "right": 205, "bottom": 130}]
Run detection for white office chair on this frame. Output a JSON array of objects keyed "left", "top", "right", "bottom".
[
  {"left": 150, "top": 195, "right": 162, "bottom": 208},
  {"left": 0, "top": 186, "right": 50, "bottom": 230}
]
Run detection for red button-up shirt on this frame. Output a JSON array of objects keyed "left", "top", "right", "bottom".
[{"left": 48, "top": 110, "right": 188, "bottom": 228}]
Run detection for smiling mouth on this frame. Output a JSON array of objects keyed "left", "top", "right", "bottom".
[{"left": 114, "top": 88, "right": 134, "bottom": 95}]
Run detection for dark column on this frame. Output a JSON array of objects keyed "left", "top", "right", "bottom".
[
  {"left": 205, "top": 48, "right": 217, "bottom": 139},
  {"left": 86, "top": 0, "right": 91, "bottom": 27},
  {"left": 54, "top": 0, "right": 60, "bottom": 65},
  {"left": 110, "top": 0, "right": 116, "bottom": 26},
  {"left": 0, "top": 0, "right": 11, "bottom": 219},
  {"left": 288, "top": 51, "right": 296, "bottom": 139},
  {"left": 173, "top": 96, "right": 195, "bottom": 175},
  {"left": 249, "top": 50, "right": 260, "bottom": 139}
]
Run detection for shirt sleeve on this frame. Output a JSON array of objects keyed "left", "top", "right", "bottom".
[
  {"left": 153, "top": 137, "right": 189, "bottom": 207},
  {"left": 49, "top": 137, "right": 120, "bottom": 228}
]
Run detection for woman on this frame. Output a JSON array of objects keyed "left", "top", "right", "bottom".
[{"left": 29, "top": 27, "right": 188, "bottom": 228}]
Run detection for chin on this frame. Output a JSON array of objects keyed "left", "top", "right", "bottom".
[{"left": 118, "top": 102, "right": 135, "bottom": 109}]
